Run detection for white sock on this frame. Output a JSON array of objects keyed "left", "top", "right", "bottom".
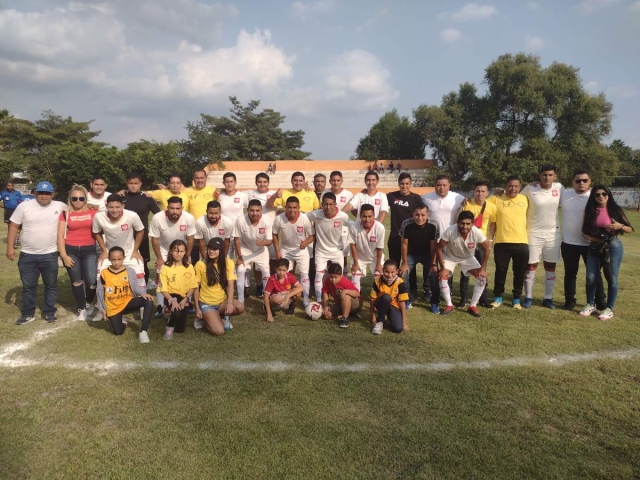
[
  {"left": 245, "top": 270, "right": 251, "bottom": 289},
  {"left": 237, "top": 265, "right": 247, "bottom": 302},
  {"left": 314, "top": 272, "right": 324, "bottom": 302},
  {"left": 351, "top": 273, "right": 362, "bottom": 292},
  {"left": 524, "top": 270, "right": 536, "bottom": 298},
  {"left": 300, "top": 273, "right": 310, "bottom": 303},
  {"left": 470, "top": 276, "right": 487, "bottom": 307},
  {"left": 440, "top": 278, "right": 452, "bottom": 306},
  {"left": 544, "top": 270, "right": 556, "bottom": 299}
]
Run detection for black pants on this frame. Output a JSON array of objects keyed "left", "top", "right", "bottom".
[
  {"left": 561, "top": 242, "right": 606, "bottom": 306},
  {"left": 109, "top": 297, "right": 154, "bottom": 335},
  {"left": 388, "top": 236, "right": 419, "bottom": 297},
  {"left": 459, "top": 246, "right": 487, "bottom": 304},
  {"left": 374, "top": 294, "right": 403, "bottom": 333},
  {"left": 165, "top": 294, "right": 189, "bottom": 333},
  {"left": 493, "top": 243, "right": 528, "bottom": 300}
]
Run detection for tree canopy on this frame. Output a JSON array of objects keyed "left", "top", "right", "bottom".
[{"left": 354, "top": 109, "right": 425, "bottom": 161}]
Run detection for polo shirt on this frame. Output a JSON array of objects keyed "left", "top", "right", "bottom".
[
  {"left": 184, "top": 186, "right": 217, "bottom": 219},
  {"left": 1, "top": 189, "right": 21, "bottom": 209},
  {"left": 273, "top": 189, "right": 319, "bottom": 213}
]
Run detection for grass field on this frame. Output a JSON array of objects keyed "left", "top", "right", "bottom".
[{"left": 1, "top": 213, "right": 640, "bottom": 479}]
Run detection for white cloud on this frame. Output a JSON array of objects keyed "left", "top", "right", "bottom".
[
  {"left": 438, "top": 3, "right": 497, "bottom": 21},
  {"left": 526, "top": 2, "right": 541, "bottom": 9},
  {"left": 355, "top": 7, "right": 389, "bottom": 33},
  {"left": 585, "top": 80, "right": 599, "bottom": 93},
  {"left": 607, "top": 85, "right": 638, "bottom": 99},
  {"left": 524, "top": 34, "right": 546, "bottom": 51},
  {"left": 290, "top": 0, "right": 335, "bottom": 20},
  {"left": 629, "top": 1, "right": 640, "bottom": 12},
  {"left": 439, "top": 28, "right": 463, "bottom": 43},
  {"left": 575, "top": 0, "right": 618, "bottom": 15}
]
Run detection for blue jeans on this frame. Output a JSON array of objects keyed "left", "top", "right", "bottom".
[
  {"left": 404, "top": 253, "right": 438, "bottom": 303},
  {"left": 586, "top": 237, "right": 623, "bottom": 310},
  {"left": 18, "top": 252, "right": 59, "bottom": 317},
  {"left": 64, "top": 244, "right": 98, "bottom": 310}
]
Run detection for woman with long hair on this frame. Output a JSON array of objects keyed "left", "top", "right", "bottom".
[
  {"left": 193, "top": 237, "right": 244, "bottom": 335},
  {"left": 57, "top": 184, "right": 98, "bottom": 321},
  {"left": 580, "top": 185, "right": 634, "bottom": 320}
]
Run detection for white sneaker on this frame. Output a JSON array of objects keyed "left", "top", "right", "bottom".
[
  {"left": 372, "top": 322, "right": 383, "bottom": 335},
  {"left": 91, "top": 310, "right": 103, "bottom": 322},
  {"left": 579, "top": 304, "right": 596, "bottom": 317},
  {"left": 193, "top": 318, "right": 204, "bottom": 330},
  {"left": 598, "top": 307, "right": 614, "bottom": 321},
  {"left": 138, "top": 330, "right": 150, "bottom": 343},
  {"left": 85, "top": 303, "right": 95, "bottom": 317},
  {"left": 75, "top": 309, "right": 87, "bottom": 321}
]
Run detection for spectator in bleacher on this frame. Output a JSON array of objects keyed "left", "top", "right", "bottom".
[
  {"left": 267, "top": 163, "right": 274, "bottom": 174},
  {"left": 387, "top": 161, "right": 394, "bottom": 173},
  {"left": 377, "top": 163, "right": 384, "bottom": 174},
  {"left": 396, "top": 163, "right": 402, "bottom": 173},
  {"left": 371, "top": 162, "right": 378, "bottom": 172}
]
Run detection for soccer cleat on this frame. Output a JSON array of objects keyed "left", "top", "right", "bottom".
[
  {"left": 441, "top": 305, "right": 455, "bottom": 316},
  {"left": 522, "top": 298, "right": 533, "bottom": 309},
  {"left": 579, "top": 304, "right": 596, "bottom": 317},
  {"left": 15, "top": 316, "right": 35, "bottom": 326},
  {"left": 467, "top": 306, "right": 482, "bottom": 318},
  {"left": 490, "top": 297, "right": 503, "bottom": 309},
  {"left": 562, "top": 301, "right": 576, "bottom": 311},
  {"left": 512, "top": 299, "right": 522, "bottom": 310},
  {"left": 456, "top": 299, "right": 469, "bottom": 309},
  {"left": 430, "top": 304, "right": 440, "bottom": 314},
  {"left": 138, "top": 330, "right": 150, "bottom": 343},
  {"left": 45, "top": 313, "right": 57, "bottom": 323},
  {"left": 76, "top": 309, "right": 87, "bottom": 321},
  {"left": 164, "top": 327, "right": 174, "bottom": 340},
  {"left": 193, "top": 318, "right": 204, "bottom": 329},
  {"left": 338, "top": 317, "right": 350, "bottom": 328},
  {"left": 542, "top": 299, "right": 555, "bottom": 310},
  {"left": 372, "top": 322, "right": 383, "bottom": 335},
  {"left": 597, "top": 308, "right": 614, "bottom": 321}
]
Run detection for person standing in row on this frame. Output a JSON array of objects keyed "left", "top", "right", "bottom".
[
  {"left": 343, "top": 171, "right": 389, "bottom": 223},
  {"left": 87, "top": 176, "right": 111, "bottom": 212},
  {"left": 1, "top": 181, "right": 22, "bottom": 248},
  {"left": 349, "top": 204, "right": 385, "bottom": 292},
  {"left": 184, "top": 169, "right": 216, "bottom": 264},
  {"left": 247, "top": 173, "right": 277, "bottom": 295},
  {"left": 150, "top": 174, "right": 190, "bottom": 212}
]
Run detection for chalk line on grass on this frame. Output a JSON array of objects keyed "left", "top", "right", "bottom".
[{"left": 1, "top": 348, "right": 639, "bottom": 374}]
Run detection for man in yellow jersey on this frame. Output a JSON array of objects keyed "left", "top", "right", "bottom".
[
  {"left": 460, "top": 181, "right": 497, "bottom": 308},
  {"left": 183, "top": 169, "right": 216, "bottom": 264},
  {"left": 487, "top": 175, "right": 529, "bottom": 309},
  {"left": 268, "top": 171, "right": 319, "bottom": 213},
  {"left": 149, "top": 174, "right": 191, "bottom": 212}
]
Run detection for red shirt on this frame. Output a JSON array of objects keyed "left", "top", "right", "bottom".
[
  {"left": 322, "top": 276, "right": 362, "bottom": 302},
  {"left": 264, "top": 272, "right": 300, "bottom": 295},
  {"left": 60, "top": 210, "right": 97, "bottom": 247}
]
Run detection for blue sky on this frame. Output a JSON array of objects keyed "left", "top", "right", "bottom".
[{"left": 1, "top": 0, "right": 638, "bottom": 159}]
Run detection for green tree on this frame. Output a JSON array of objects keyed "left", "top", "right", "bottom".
[
  {"left": 414, "top": 53, "right": 617, "bottom": 188},
  {"left": 181, "top": 96, "right": 310, "bottom": 166},
  {"left": 354, "top": 109, "right": 425, "bottom": 160},
  {"left": 609, "top": 139, "right": 639, "bottom": 186}
]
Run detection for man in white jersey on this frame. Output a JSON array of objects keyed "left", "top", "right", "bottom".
[
  {"left": 195, "top": 200, "right": 233, "bottom": 258},
  {"left": 216, "top": 172, "right": 249, "bottom": 224},
  {"left": 272, "top": 196, "right": 315, "bottom": 305},
  {"left": 87, "top": 175, "right": 111, "bottom": 212},
  {"left": 343, "top": 171, "right": 389, "bottom": 222},
  {"left": 560, "top": 170, "right": 605, "bottom": 311},
  {"left": 307, "top": 192, "right": 350, "bottom": 301},
  {"left": 436, "top": 211, "right": 491, "bottom": 318},
  {"left": 233, "top": 199, "right": 273, "bottom": 303},
  {"left": 521, "top": 164, "right": 563, "bottom": 309},
  {"left": 149, "top": 196, "right": 196, "bottom": 314},
  {"left": 349, "top": 204, "right": 385, "bottom": 292},
  {"left": 322, "top": 170, "right": 354, "bottom": 262}
]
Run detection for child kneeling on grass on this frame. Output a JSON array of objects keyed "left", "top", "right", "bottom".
[
  {"left": 194, "top": 237, "right": 245, "bottom": 336},
  {"left": 321, "top": 261, "right": 362, "bottom": 328},
  {"left": 263, "top": 258, "right": 303, "bottom": 322},
  {"left": 369, "top": 259, "right": 409, "bottom": 335},
  {"left": 159, "top": 239, "right": 198, "bottom": 340},
  {"left": 96, "top": 246, "right": 155, "bottom": 344}
]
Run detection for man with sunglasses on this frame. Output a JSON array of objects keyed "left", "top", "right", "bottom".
[
  {"left": 559, "top": 170, "right": 605, "bottom": 310},
  {"left": 7, "top": 181, "right": 67, "bottom": 324}
]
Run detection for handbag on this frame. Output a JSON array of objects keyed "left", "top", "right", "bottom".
[{"left": 473, "top": 202, "right": 487, "bottom": 228}]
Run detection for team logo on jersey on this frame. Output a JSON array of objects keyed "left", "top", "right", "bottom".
[
  {"left": 297, "top": 226, "right": 304, "bottom": 233},
  {"left": 369, "top": 236, "right": 377, "bottom": 242},
  {"left": 121, "top": 224, "right": 128, "bottom": 231},
  {"left": 467, "top": 242, "right": 475, "bottom": 249},
  {"left": 106, "top": 287, "right": 114, "bottom": 294},
  {"left": 259, "top": 227, "right": 265, "bottom": 234},
  {"left": 552, "top": 190, "right": 558, "bottom": 197},
  {"left": 234, "top": 198, "right": 240, "bottom": 203},
  {"left": 334, "top": 221, "right": 341, "bottom": 228},
  {"left": 340, "top": 196, "right": 346, "bottom": 202},
  {"left": 394, "top": 199, "right": 409, "bottom": 207},
  {"left": 375, "top": 199, "right": 381, "bottom": 205},
  {"left": 218, "top": 228, "right": 225, "bottom": 235},
  {"left": 180, "top": 225, "right": 187, "bottom": 231}
]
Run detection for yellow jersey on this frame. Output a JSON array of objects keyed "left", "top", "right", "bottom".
[
  {"left": 100, "top": 268, "right": 135, "bottom": 316},
  {"left": 150, "top": 190, "right": 191, "bottom": 212},
  {"left": 462, "top": 200, "right": 497, "bottom": 236},
  {"left": 183, "top": 186, "right": 216, "bottom": 219},
  {"left": 195, "top": 258, "right": 237, "bottom": 306},
  {"left": 489, "top": 194, "right": 528, "bottom": 244},
  {"left": 370, "top": 276, "right": 409, "bottom": 309},
  {"left": 159, "top": 264, "right": 198, "bottom": 296},
  {"left": 273, "top": 189, "right": 319, "bottom": 213}
]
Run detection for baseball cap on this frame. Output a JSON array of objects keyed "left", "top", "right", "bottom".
[
  {"left": 207, "top": 237, "right": 224, "bottom": 250},
  {"left": 35, "top": 181, "right": 55, "bottom": 193}
]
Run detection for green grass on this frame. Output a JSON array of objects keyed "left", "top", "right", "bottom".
[{"left": 1, "top": 213, "right": 640, "bottom": 479}]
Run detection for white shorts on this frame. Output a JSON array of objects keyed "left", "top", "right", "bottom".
[
  {"left": 268, "top": 244, "right": 276, "bottom": 260},
  {"left": 443, "top": 255, "right": 481, "bottom": 277},
  {"left": 315, "top": 251, "right": 344, "bottom": 272},
  {"left": 528, "top": 234, "right": 561, "bottom": 264},
  {"left": 281, "top": 249, "right": 311, "bottom": 275},
  {"left": 98, "top": 257, "right": 146, "bottom": 289},
  {"left": 351, "top": 256, "right": 385, "bottom": 276},
  {"left": 240, "top": 248, "right": 270, "bottom": 273}
]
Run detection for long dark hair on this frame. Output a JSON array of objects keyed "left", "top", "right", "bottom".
[
  {"left": 582, "top": 184, "right": 633, "bottom": 235},
  {"left": 165, "top": 239, "right": 189, "bottom": 267},
  {"left": 205, "top": 244, "right": 228, "bottom": 289}
]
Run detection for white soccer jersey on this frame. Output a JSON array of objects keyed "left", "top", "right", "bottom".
[
  {"left": 322, "top": 188, "right": 354, "bottom": 211},
  {"left": 560, "top": 189, "right": 590, "bottom": 246},
  {"left": 194, "top": 214, "right": 234, "bottom": 243},
  {"left": 421, "top": 191, "right": 465, "bottom": 241},
  {"left": 217, "top": 190, "right": 249, "bottom": 223},
  {"left": 247, "top": 189, "right": 277, "bottom": 221},
  {"left": 148, "top": 211, "right": 197, "bottom": 259},
  {"left": 306, "top": 209, "right": 350, "bottom": 257},
  {"left": 441, "top": 224, "right": 486, "bottom": 262},
  {"left": 348, "top": 220, "right": 386, "bottom": 265},
  {"left": 272, "top": 212, "right": 314, "bottom": 255},
  {"left": 232, "top": 214, "right": 273, "bottom": 256},
  {"left": 521, "top": 182, "right": 564, "bottom": 236},
  {"left": 92, "top": 210, "right": 144, "bottom": 258},
  {"left": 87, "top": 191, "right": 111, "bottom": 212},
  {"left": 348, "top": 191, "right": 389, "bottom": 219}
]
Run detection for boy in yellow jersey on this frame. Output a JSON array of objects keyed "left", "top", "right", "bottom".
[
  {"left": 268, "top": 171, "right": 319, "bottom": 213},
  {"left": 96, "top": 246, "right": 155, "bottom": 343}
]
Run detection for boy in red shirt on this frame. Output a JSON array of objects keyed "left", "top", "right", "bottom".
[
  {"left": 321, "top": 261, "right": 362, "bottom": 328},
  {"left": 263, "top": 258, "right": 303, "bottom": 322}
]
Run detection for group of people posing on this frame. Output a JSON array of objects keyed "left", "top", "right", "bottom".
[{"left": 2, "top": 164, "right": 633, "bottom": 344}]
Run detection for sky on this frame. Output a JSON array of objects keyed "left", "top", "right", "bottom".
[{"left": 0, "top": 0, "right": 639, "bottom": 159}]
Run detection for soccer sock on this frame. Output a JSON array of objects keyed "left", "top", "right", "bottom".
[
  {"left": 156, "top": 292, "right": 164, "bottom": 308},
  {"left": 440, "top": 277, "right": 452, "bottom": 306},
  {"left": 237, "top": 265, "right": 247, "bottom": 302},
  {"left": 300, "top": 273, "right": 310, "bottom": 303},
  {"left": 470, "top": 276, "right": 487, "bottom": 307},
  {"left": 351, "top": 273, "right": 362, "bottom": 292},
  {"left": 314, "top": 272, "right": 324, "bottom": 302},
  {"left": 544, "top": 269, "right": 556, "bottom": 299},
  {"left": 524, "top": 269, "right": 536, "bottom": 298}
]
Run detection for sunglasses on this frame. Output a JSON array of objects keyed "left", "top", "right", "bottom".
[
  {"left": 71, "top": 196, "right": 86, "bottom": 202},
  {"left": 594, "top": 192, "right": 608, "bottom": 198},
  {"left": 36, "top": 191, "right": 53, "bottom": 195},
  {"left": 574, "top": 179, "right": 589, "bottom": 184}
]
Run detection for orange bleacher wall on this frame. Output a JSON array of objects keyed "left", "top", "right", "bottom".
[{"left": 205, "top": 159, "right": 434, "bottom": 173}]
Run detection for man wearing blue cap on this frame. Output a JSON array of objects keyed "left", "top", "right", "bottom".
[{"left": 6, "top": 181, "right": 67, "bottom": 324}]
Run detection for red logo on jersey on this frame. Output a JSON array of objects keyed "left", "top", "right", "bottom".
[
  {"left": 259, "top": 228, "right": 265, "bottom": 234},
  {"left": 234, "top": 198, "right": 240, "bottom": 203},
  {"left": 334, "top": 221, "right": 340, "bottom": 228},
  {"left": 180, "top": 225, "right": 186, "bottom": 231},
  {"left": 552, "top": 190, "right": 558, "bottom": 197},
  {"left": 340, "top": 196, "right": 346, "bottom": 202},
  {"left": 369, "top": 236, "right": 377, "bottom": 242},
  {"left": 121, "top": 224, "right": 128, "bottom": 231},
  {"left": 375, "top": 199, "right": 381, "bottom": 205},
  {"left": 467, "top": 242, "right": 475, "bottom": 249},
  {"left": 218, "top": 228, "right": 225, "bottom": 235},
  {"left": 297, "top": 226, "right": 304, "bottom": 233}
]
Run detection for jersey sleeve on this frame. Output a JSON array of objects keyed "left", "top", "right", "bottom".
[
  {"left": 127, "top": 266, "right": 146, "bottom": 297},
  {"left": 305, "top": 210, "right": 316, "bottom": 223},
  {"left": 272, "top": 215, "right": 282, "bottom": 235},
  {"left": 96, "top": 271, "right": 106, "bottom": 312},
  {"left": 312, "top": 195, "right": 320, "bottom": 210},
  {"left": 186, "top": 216, "right": 197, "bottom": 236},
  {"left": 264, "top": 219, "right": 273, "bottom": 240},
  {"left": 231, "top": 217, "right": 242, "bottom": 238},
  {"left": 264, "top": 276, "right": 277, "bottom": 294},
  {"left": 149, "top": 197, "right": 161, "bottom": 214},
  {"left": 349, "top": 194, "right": 361, "bottom": 210},
  {"left": 158, "top": 266, "right": 170, "bottom": 293},
  {"left": 399, "top": 218, "right": 411, "bottom": 238},
  {"left": 194, "top": 219, "right": 204, "bottom": 240},
  {"left": 380, "top": 194, "right": 390, "bottom": 212},
  {"left": 304, "top": 215, "right": 315, "bottom": 235},
  {"left": 397, "top": 279, "right": 409, "bottom": 302},
  {"left": 148, "top": 215, "right": 161, "bottom": 238},
  {"left": 131, "top": 212, "right": 144, "bottom": 232},
  {"left": 348, "top": 223, "right": 357, "bottom": 245},
  {"left": 195, "top": 261, "right": 205, "bottom": 285},
  {"left": 440, "top": 225, "right": 453, "bottom": 242},
  {"left": 92, "top": 213, "right": 102, "bottom": 234},
  {"left": 375, "top": 223, "right": 386, "bottom": 249}
]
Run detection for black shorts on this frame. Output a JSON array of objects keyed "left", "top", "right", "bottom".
[{"left": 4, "top": 208, "right": 15, "bottom": 224}]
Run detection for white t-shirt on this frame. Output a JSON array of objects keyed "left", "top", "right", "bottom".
[
  {"left": 217, "top": 191, "right": 249, "bottom": 223},
  {"left": 194, "top": 214, "right": 234, "bottom": 243},
  {"left": 441, "top": 224, "right": 486, "bottom": 261},
  {"left": 306, "top": 209, "right": 350, "bottom": 257},
  {"left": 560, "top": 189, "right": 590, "bottom": 246},
  {"left": 10, "top": 200, "right": 67, "bottom": 254},
  {"left": 322, "top": 188, "right": 354, "bottom": 212},
  {"left": 148, "top": 211, "right": 197, "bottom": 259},
  {"left": 521, "top": 183, "right": 563, "bottom": 237},
  {"left": 272, "top": 212, "right": 314, "bottom": 255},
  {"left": 247, "top": 189, "right": 277, "bottom": 221},
  {"left": 348, "top": 191, "right": 389, "bottom": 219},
  {"left": 348, "top": 220, "right": 386, "bottom": 265},
  {"left": 87, "top": 191, "right": 112, "bottom": 212},
  {"left": 421, "top": 191, "right": 465, "bottom": 241},
  {"left": 92, "top": 210, "right": 144, "bottom": 258},
  {"left": 232, "top": 214, "right": 273, "bottom": 256}
]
